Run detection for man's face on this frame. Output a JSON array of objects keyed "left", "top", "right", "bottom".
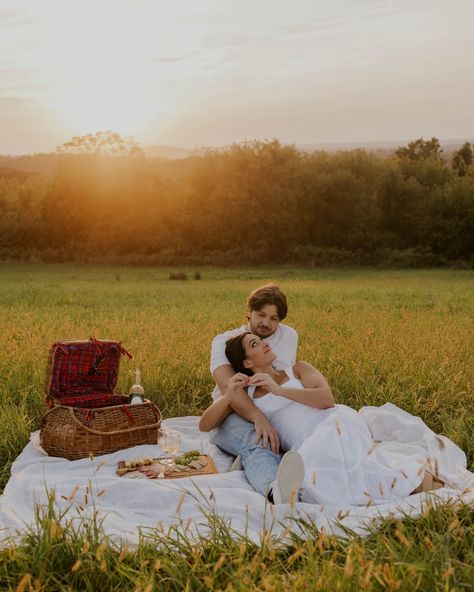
[{"left": 247, "top": 304, "right": 280, "bottom": 338}]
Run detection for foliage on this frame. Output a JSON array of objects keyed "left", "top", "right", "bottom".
[
  {"left": 56, "top": 130, "right": 144, "bottom": 156},
  {"left": 452, "top": 142, "right": 474, "bottom": 177},
  {"left": 395, "top": 137, "right": 443, "bottom": 162},
  {"left": 1, "top": 137, "right": 473, "bottom": 266}
]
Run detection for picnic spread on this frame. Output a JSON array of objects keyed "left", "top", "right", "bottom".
[
  {"left": 116, "top": 453, "right": 218, "bottom": 479},
  {"left": 0, "top": 339, "right": 473, "bottom": 546}
]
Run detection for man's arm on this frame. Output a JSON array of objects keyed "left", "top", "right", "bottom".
[
  {"left": 213, "top": 364, "right": 235, "bottom": 394},
  {"left": 209, "top": 367, "right": 281, "bottom": 453},
  {"left": 227, "top": 387, "right": 281, "bottom": 453},
  {"left": 213, "top": 364, "right": 270, "bottom": 427},
  {"left": 210, "top": 332, "right": 281, "bottom": 452}
]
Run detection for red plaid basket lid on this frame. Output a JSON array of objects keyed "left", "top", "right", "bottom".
[{"left": 46, "top": 338, "right": 132, "bottom": 408}]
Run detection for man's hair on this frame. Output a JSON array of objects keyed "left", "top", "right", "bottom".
[
  {"left": 246, "top": 283, "right": 288, "bottom": 320},
  {"left": 225, "top": 332, "right": 253, "bottom": 376}
]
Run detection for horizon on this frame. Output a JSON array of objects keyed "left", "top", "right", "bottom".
[
  {"left": 1, "top": 0, "right": 474, "bottom": 155},
  {"left": 1, "top": 136, "right": 471, "bottom": 159}
]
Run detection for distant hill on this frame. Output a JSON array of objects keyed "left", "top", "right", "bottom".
[
  {"left": 0, "top": 139, "right": 471, "bottom": 174},
  {"left": 144, "top": 139, "right": 471, "bottom": 159},
  {"left": 298, "top": 140, "right": 404, "bottom": 152},
  {"left": 143, "top": 145, "right": 195, "bottom": 159},
  {"left": 297, "top": 139, "right": 471, "bottom": 157}
]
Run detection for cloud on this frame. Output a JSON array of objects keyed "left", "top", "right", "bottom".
[
  {"left": 149, "top": 51, "right": 200, "bottom": 64},
  {"left": 1, "top": 0, "right": 474, "bottom": 151}
]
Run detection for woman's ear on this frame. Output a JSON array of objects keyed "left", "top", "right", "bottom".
[{"left": 243, "top": 359, "right": 252, "bottom": 369}]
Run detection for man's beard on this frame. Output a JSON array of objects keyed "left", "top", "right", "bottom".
[{"left": 249, "top": 323, "right": 275, "bottom": 339}]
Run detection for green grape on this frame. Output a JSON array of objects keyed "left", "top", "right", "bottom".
[{"left": 183, "top": 450, "right": 200, "bottom": 457}]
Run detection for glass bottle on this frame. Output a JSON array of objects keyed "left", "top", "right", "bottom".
[{"left": 129, "top": 368, "right": 145, "bottom": 404}]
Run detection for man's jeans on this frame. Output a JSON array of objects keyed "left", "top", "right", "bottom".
[{"left": 211, "top": 413, "right": 281, "bottom": 496}]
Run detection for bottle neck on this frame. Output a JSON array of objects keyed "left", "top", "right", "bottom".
[
  {"left": 129, "top": 367, "right": 145, "bottom": 399},
  {"left": 134, "top": 369, "right": 142, "bottom": 385}
]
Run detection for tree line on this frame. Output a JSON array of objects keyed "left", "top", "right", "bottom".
[{"left": 0, "top": 135, "right": 473, "bottom": 266}]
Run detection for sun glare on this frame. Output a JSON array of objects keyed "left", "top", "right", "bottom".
[
  {"left": 53, "top": 70, "right": 154, "bottom": 135},
  {"left": 42, "top": 2, "right": 174, "bottom": 138}
]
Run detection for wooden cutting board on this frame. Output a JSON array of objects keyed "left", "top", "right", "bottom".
[{"left": 116, "top": 454, "right": 218, "bottom": 480}]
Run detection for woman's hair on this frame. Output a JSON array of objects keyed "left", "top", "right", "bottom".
[
  {"left": 225, "top": 332, "right": 253, "bottom": 376},
  {"left": 246, "top": 283, "right": 288, "bottom": 320}
]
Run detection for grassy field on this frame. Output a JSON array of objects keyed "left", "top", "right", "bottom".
[{"left": 0, "top": 263, "right": 473, "bottom": 590}]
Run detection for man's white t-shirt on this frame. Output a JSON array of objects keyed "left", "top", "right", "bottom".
[{"left": 210, "top": 323, "right": 298, "bottom": 400}]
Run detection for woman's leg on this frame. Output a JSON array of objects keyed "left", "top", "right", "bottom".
[{"left": 298, "top": 406, "right": 425, "bottom": 504}]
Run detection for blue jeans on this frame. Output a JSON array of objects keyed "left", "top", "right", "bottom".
[{"left": 211, "top": 413, "right": 281, "bottom": 495}]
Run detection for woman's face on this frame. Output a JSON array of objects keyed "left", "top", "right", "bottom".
[{"left": 242, "top": 333, "right": 276, "bottom": 369}]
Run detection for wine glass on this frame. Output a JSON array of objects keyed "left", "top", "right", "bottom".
[
  {"left": 164, "top": 430, "right": 181, "bottom": 468},
  {"left": 158, "top": 429, "right": 181, "bottom": 469},
  {"left": 158, "top": 428, "right": 171, "bottom": 464}
]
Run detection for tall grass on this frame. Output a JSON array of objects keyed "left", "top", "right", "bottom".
[
  {"left": 1, "top": 492, "right": 473, "bottom": 591},
  {"left": 0, "top": 263, "right": 473, "bottom": 589}
]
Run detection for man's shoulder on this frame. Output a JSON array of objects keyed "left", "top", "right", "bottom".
[
  {"left": 210, "top": 324, "right": 247, "bottom": 377},
  {"left": 274, "top": 323, "right": 298, "bottom": 339}
]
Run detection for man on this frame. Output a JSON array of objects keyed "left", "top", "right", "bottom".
[{"left": 207, "top": 284, "right": 304, "bottom": 503}]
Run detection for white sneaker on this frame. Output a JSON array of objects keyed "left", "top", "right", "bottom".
[
  {"left": 270, "top": 451, "right": 304, "bottom": 504},
  {"left": 229, "top": 455, "right": 243, "bottom": 471}
]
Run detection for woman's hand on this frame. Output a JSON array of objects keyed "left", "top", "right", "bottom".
[
  {"left": 248, "top": 373, "right": 282, "bottom": 395},
  {"left": 227, "top": 373, "right": 250, "bottom": 392}
]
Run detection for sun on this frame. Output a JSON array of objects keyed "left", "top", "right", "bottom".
[
  {"left": 52, "top": 69, "right": 154, "bottom": 135},
  {"left": 44, "top": 3, "right": 165, "bottom": 138}
]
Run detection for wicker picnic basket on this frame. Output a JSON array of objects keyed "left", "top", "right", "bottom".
[{"left": 40, "top": 339, "right": 161, "bottom": 460}]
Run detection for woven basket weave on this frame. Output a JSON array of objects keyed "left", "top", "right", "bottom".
[
  {"left": 40, "top": 339, "right": 161, "bottom": 460},
  {"left": 41, "top": 401, "right": 161, "bottom": 460}
]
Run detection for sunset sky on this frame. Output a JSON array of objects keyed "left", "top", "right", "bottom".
[{"left": 1, "top": 0, "right": 473, "bottom": 155}]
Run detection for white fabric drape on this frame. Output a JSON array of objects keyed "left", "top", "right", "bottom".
[{"left": 0, "top": 406, "right": 472, "bottom": 546}]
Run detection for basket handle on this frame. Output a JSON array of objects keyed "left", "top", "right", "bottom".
[{"left": 68, "top": 407, "right": 161, "bottom": 435}]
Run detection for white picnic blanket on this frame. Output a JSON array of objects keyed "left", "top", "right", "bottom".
[{"left": 0, "top": 404, "right": 473, "bottom": 546}]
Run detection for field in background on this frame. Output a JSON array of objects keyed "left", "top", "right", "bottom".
[{"left": 0, "top": 263, "right": 473, "bottom": 590}]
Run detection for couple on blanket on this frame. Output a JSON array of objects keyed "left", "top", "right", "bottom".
[{"left": 199, "top": 284, "right": 443, "bottom": 505}]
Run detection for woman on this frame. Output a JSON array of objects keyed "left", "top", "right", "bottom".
[{"left": 201, "top": 332, "right": 442, "bottom": 505}]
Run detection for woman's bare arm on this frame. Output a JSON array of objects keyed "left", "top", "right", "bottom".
[
  {"left": 199, "top": 394, "right": 234, "bottom": 432},
  {"left": 249, "top": 361, "right": 335, "bottom": 409}
]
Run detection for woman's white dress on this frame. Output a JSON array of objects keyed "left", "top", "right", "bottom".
[{"left": 248, "top": 368, "right": 426, "bottom": 505}]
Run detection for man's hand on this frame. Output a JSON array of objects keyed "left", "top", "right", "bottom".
[
  {"left": 223, "top": 376, "right": 280, "bottom": 454},
  {"left": 254, "top": 413, "right": 280, "bottom": 454}
]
